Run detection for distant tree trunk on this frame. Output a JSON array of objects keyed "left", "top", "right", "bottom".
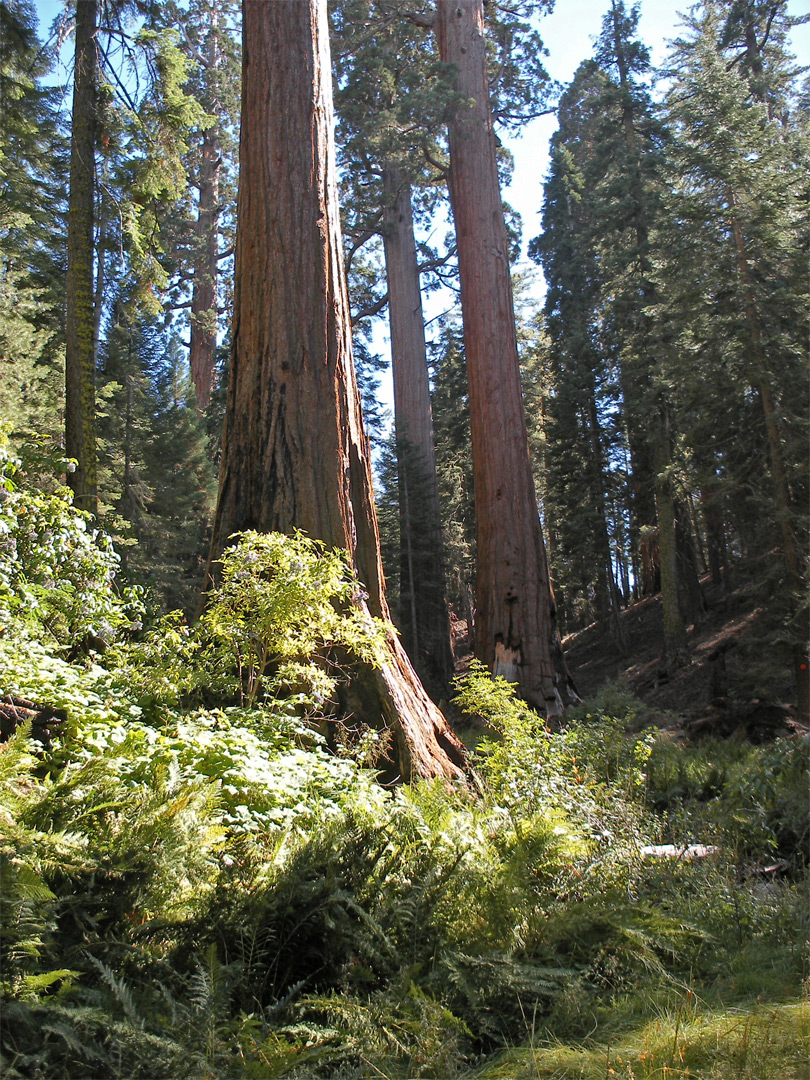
[
  {"left": 381, "top": 164, "right": 454, "bottom": 690},
  {"left": 435, "top": 0, "right": 574, "bottom": 716},
  {"left": 189, "top": 15, "right": 222, "bottom": 412},
  {"left": 622, "top": 392, "right": 660, "bottom": 595},
  {"left": 586, "top": 377, "right": 628, "bottom": 652},
  {"left": 700, "top": 481, "right": 728, "bottom": 588},
  {"left": 92, "top": 159, "right": 108, "bottom": 367},
  {"left": 654, "top": 407, "right": 689, "bottom": 670},
  {"left": 675, "top": 498, "right": 707, "bottom": 627},
  {"left": 65, "top": 0, "right": 97, "bottom": 513},
  {"left": 205, "top": 0, "right": 466, "bottom": 781}
]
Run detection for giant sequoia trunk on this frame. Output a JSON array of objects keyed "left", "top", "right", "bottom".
[
  {"left": 205, "top": 0, "right": 465, "bottom": 781},
  {"left": 65, "top": 0, "right": 97, "bottom": 514},
  {"left": 435, "top": 0, "right": 572, "bottom": 716},
  {"left": 381, "top": 164, "right": 454, "bottom": 690}
]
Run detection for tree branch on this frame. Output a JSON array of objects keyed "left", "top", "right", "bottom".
[
  {"left": 423, "top": 145, "right": 449, "bottom": 178},
  {"left": 404, "top": 10, "right": 435, "bottom": 29},
  {"left": 352, "top": 292, "right": 389, "bottom": 325}
]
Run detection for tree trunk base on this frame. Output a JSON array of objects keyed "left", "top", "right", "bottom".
[{"left": 342, "top": 629, "right": 468, "bottom": 783}]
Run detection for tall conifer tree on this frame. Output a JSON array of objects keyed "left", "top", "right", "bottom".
[
  {"left": 0, "top": 0, "right": 66, "bottom": 441},
  {"left": 434, "top": 0, "right": 575, "bottom": 715},
  {"left": 206, "top": 0, "right": 466, "bottom": 780},
  {"left": 660, "top": 1, "right": 809, "bottom": 712},
  {"left": 65, "top": 0, "right": 98, "bottom": 513}
]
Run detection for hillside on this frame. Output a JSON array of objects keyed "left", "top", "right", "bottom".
[{"left": 562, "top": 568, "right": 807, "bottom": 740}]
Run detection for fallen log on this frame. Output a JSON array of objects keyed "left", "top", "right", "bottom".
[
  {"left": 641, "top": 844, "right": 721, "bottom": 860},
  {"left": 0, "top": 696, "right": 67, "bottom": 748}
]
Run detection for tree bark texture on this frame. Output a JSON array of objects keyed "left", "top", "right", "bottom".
[
  {"left": 206, "top": 0, "right": 466, "bottom": 781},
  {"left": 65, "top": 0, "right": 97, "bottom": 514},
  {"left": 189, "top": 14, "right": 222, "bottom": 412},
  {"left": 382, "top": 164, "right": 454, "bottom": 690},
  {"left": 435, "top": 0, "right": 571, "bottom": 716}
]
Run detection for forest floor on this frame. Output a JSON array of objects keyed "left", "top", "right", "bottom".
[{"left": 451, "top": 566, "right": 808, "bottom": 740}]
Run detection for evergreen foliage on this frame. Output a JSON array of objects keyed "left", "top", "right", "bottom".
[
  {"left": 429, "top": 322, "right": 476, "bottom": 625},
  {"left": 656, "top": 0, "right": 809, "bottom": 683},
  {"left": 96, "top": 299, "right": 216, "bottom": 614},
  {"left": 0, "top": 0, "right": 67, "bottom": 446},
  {"left": 531, "top": 0, "right": 808, "bottom": 703}
]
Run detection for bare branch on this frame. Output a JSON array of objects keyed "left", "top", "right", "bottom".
[
  {"left": 352, "top": 293, "right": 390, "bottom": 325},
  {"left": 404, "top": 10, "right": 435, "bottom": 29},
  {"left": 423, "top": 145, "right": 449, "bottom": 178},
  {"left": 418, "top": 246, "right": 457, "bottom": 275}
]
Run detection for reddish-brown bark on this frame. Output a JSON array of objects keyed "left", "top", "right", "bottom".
[
  {"left": 382, "top": 164, "right": 454, "bottom": 689},
  {"left": 435, "top": 0, "right": 572, "bottom": 716},
  {"left": 205, "top": 0, "right": 466, "bottom": 780}
]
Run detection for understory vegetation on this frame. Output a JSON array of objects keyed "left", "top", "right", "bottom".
[{"left": 1, "top": 446, "right": 808, "bottom": 1079}]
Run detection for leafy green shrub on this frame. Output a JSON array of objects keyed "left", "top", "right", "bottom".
[
  {"left": 453, "top": 658, "right": 552, "bottom": 805},
  {"left": 201, "top": 530, "right": 387, "bottom": 709},
  {"left": 453, "top": 661, "right": 658, "bottom": 881},
  {"left": 106, "top": 530, "right": 391, "bottom": 750},
  {"left": 0, "top": 441, "right": 143, "bottom": 650}
]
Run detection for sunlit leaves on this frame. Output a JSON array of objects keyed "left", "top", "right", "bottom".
[{"left": 202, "top": 530, "right": 388, "bottom": 708}]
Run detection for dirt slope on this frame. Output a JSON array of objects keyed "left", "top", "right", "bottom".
[{"left": 562, "top": 570, "right": 806, "bottom": 739}]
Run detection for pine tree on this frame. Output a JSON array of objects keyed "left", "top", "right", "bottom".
[
  {"left": 97, "top": 296, "right": 216, "bottom": 614},
  {"left": 531, "top": 2, "right": 693, "bottom": 672},
  {"left": 64, "top": 0, "right": 98, "bottom": 513},
  {"left": 659, "top": 0, "right": 809, "bottom": 712},
  {"left": 60, "top": 0, "right": 213, "bottom": 509},
  {"left": 533, "top": 62, "right": 628, "bottom": 646}
]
